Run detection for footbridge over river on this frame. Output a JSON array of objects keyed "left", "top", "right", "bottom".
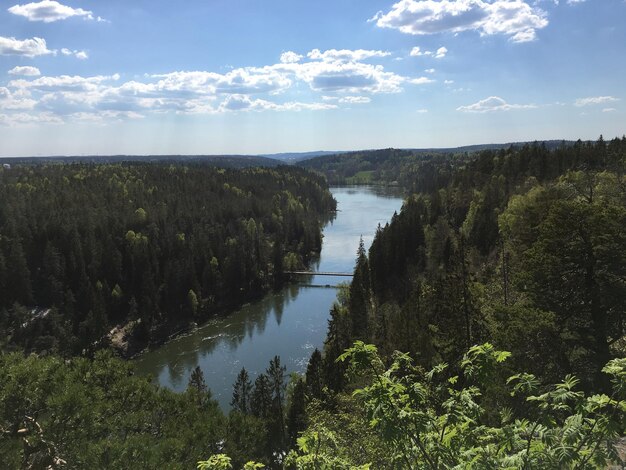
[{"left": 284, "top": 271, "right": 354, "bottom": 277}]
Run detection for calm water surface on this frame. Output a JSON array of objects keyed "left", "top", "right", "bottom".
[{"left": 133, "top": 186, "right": 404, "bottom": 409}]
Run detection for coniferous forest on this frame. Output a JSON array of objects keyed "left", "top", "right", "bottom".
[
  {"left": 1, "top": 137, "right": 626, "bottom": 469},
  {"left": 0, "top": 164, "right": 336, "bottom": 356}
]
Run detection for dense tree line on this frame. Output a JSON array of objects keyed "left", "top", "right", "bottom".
[
  {"left": 0, "top": 163, "right": 335, "bottom": 356},
  {"left": 318, "top": 137, "right": 626, "bottom": 385}
]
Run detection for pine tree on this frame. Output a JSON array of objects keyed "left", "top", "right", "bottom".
[
  {"left": 305, "top": 349, "right": 323, "bottom": 399},
  {"left": 231, "top": 368, "right": 252, "bottom": 414},
  {"left": 286, "top": 377, "right": 307, "bottom": 446},
  {"left": 349, "top": 237, "right": 371, "bottom": 340}
]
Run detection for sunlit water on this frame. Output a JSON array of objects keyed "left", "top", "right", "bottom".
[{"left": 133, "top": 186, "right": 404, "bottom": 409}]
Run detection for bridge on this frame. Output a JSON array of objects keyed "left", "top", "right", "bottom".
[{"left": 284, "top": 271, "right": 353, "bottom": 277}]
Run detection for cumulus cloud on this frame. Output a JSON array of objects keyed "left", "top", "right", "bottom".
[
  {"left": 457, "top": 96, "right": 536, "bottom": 112},
  {"left": 1, "top": 47, "right": 432, "bottom": 124},
  {"left": 280, "top": 51, "right": 303, "bottom": 63},
  {"left": 410, "top": 45, "right": 447, "bottom": 58},
  {"left": 574, "top": 96, "right": 619, "bottom": 107},
  {"left": 338, "top": 96, "right": 371, "bottom": 104},
  {"left": 0, "top": 36, "right": 53, "bottom": 57},
  {"left": 218, "top": 94, "right": 337, "bottom": 113},
  {"left": 8, "top": 66, "right": 41, "bottom": 76},
  {"left": 8, "top": 0, "right": 102, "bottom": 22},
  {"left": 434, "top": 46, "right": 448, "bottom": 58},
  {"left": 0, "top": 111, "right": 61, "bottom": 126},
  {"left": 0, "top": 86, "right": 37, "bottom": 110},
  {"left": 410, "top": 76, "right": 435, "bottom": 84},
  {"left": 373, "top": 0, "right": 548, "bottom": 43},
  {"left": 289, "top": 60, "right": 405, "bottom": 93},
  {"left": 307, "top": 48, "right": 391, "bottom": 62},
  {"left": 61, "top": 48, "right": 88, "bottom": 59}
]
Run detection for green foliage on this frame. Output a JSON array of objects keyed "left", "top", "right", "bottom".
[
  {"left": 198, "top": 454, "right": 265, "bottom": 470},
  {"left": 284, "top": 430, "right": 371, "bottom": 469},
  {"left": 333, "top": 342, "right": 625, "bottom": 468},
  {"left": 0, "top": 351, "right": 226, "bottom": 469}
]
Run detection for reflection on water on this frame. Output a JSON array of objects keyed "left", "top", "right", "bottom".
[{"left": 133, "top": 186, "right": 404, "bottom": 409}]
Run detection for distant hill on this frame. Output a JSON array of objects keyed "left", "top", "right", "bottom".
[
  {"left": 299, "top": 140, "right": 580, "bottom": 186},
  {"left": 0, "top": 154, "right": 282, "bottom": 168},
  {"left": 1, "top": 141, "right": 578, "bottom": 168},
  {"left": 258, "top": 150, "right": 348, "bottom": 163},
  {"left": 404, "top": 140, "right": 576, "bottom": 154}
]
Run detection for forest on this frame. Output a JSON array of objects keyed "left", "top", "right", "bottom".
[
  {"left": 0, "top": 163, "right": 335, "bottom": 356},
  {"left": 1, "top": 137, "right": 625, "bottom": 469}
]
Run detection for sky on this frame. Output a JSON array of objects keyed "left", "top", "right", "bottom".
[{"left": 0, "top": 0, "right": 625, "bottom": 156}]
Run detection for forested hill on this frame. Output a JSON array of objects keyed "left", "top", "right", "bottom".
[
  {"left": 298, "top": 140, "right": 578, "bottom": 186},
  {"left": 0, "top": 164, "right": 335, "bottom": 357},
  {"left": 321, "top": 136, "right": 626, "bottom": 385},
  {"left": 1, "top": 154, "right": 282, "bottom": 168},
  {"left": 276, "top": 136, "right": 626, "bottom": 467}
]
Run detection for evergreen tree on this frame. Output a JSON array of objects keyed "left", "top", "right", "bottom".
[
  {"left": 349, "top": 237, "right": 371, "bottom": 340},
  {"left": 231, "top": 368, "right": 252, "bottom": 414},
  {"left": 305, "top": 348, "right": 323, "bottom": 399},
  {"left": 250, "top": 373, "right": 271, "bottom": 419},
  {"left": 286, "top": 376, "right": 307, "bottom": 447}
]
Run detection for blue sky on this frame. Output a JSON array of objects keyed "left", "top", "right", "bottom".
[{"left": 0, "top": 0, "right": 625, "bottom": 156}]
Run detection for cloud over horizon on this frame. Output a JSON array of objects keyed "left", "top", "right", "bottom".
[
  {"left": 0, "top": 48, "right": 435, "bottom": 125},
  {"left": 457, "top": 96, "right": 537, "bottom": 112},
  {"left": 574, "top": 96, "right": 619, "bottom": 107}
]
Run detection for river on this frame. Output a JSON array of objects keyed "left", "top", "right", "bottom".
[{"left": 133, "top": 186, "right": 404, "bottom": 409}]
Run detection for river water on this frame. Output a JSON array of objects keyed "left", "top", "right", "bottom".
[{"left": 133, "top": 186, "right": 404, "bottom": 409}]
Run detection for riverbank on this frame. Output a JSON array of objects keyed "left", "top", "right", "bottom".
[{"left": 133, "top": 186, "right": 404, "bottom": 409}]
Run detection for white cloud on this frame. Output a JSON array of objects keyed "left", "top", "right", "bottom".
[
  {"left": 1, "top": 48, "right": 431, "bottom": 124},
  {"left": 410, "top": 76, "right": 435, "bottom": 84},
  {"left": 0, "top": 111, "right": 62, "bottom": 126},
  {"left": 338, "top": 96, "right": 371, "bottom": 104},
  {"left": 8, "top": 1, "right": 100, "bottom": 22},
  {"left": 0, "top": 86, "right": 37, "bottom": 110},
  {"left": 10, "top": 74, "right": 120, "bottom": 92},
  {"left": 218, "top": 94, "right": 337, "bottom": 113},
  {"left": 410, "top": 45, "right": 447, "bottom": 58},
  {"left": 444, "top": 79, "right": 454, "bottom": 84},
  {"left": 425, "top": 68, "right": 436, "bottom": 73},
  {"left": 416, "top": 108, "right": 428, "bottom": 113},
  {"left": 0, "top": 36, "right": 53, "bottom": 57},
  {"left": 280, "top": 51, "right": 303, "bottom": 63},
  {"left": 8, "top": 66, "right": 41, "bottom": 76},
  {"left": 602, "top": 108, "right": 617, "bottom": 113},
  {"left": 457, "top": 96, "right": 537, "bottom": 112},
  {"left": 61, "top": 48, "right": 88, "bottom": 59},
  {"left": 307, "top": 48, "right": 391, "bottom": 62},
  {"left": 288, "top": 60, "right": 405, "bottom": 93},
  {"left": 373, "top": 0, "right": 548, "bottom": 43},
  {"left": 574, "top": 96, "right": 619, "bottom": 107}
]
